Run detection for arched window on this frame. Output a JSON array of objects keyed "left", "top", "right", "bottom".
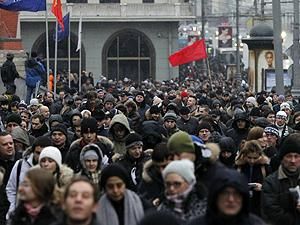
[
  {"left": 31, "top": 31, "right": 85, "bottom": 75},
  {"left": 102, "top": 29, "right": 155, "bottom": 82}
]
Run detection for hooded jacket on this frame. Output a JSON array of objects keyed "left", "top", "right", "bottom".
[
  {"left": 109, "top": 113, "right": 131, "bottom": 156},
  {"left": 188, "top": 169, "right": 265, "bottom": 225},
  {"left": 124, "top": 99, "right": 141, "bottom": 132},
  {"left": 226, "top": 112, "right": 250, "bottom": 148}
]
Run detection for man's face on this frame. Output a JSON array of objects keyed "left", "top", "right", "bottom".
[
  {"left": 198, "top": 129, "right": 211, "bottom": 142},
  {"left": 84, "top": 159, "right": 98, "bottom": 173},
  {"left": 45, "top": 92, "right": 54, "bottom": 103},
  {"left": 31, "top": 118, "right": 43, "bottom": 130},
  {"left": 266, "top": 113, "right": 276, "bottom": 124},
  {"left": 276, "top": 116, "right": 286, "bottom": 126},
  {"left": 40, "top": 107, "right": 50, "bottom": 119},
  {"left": 72, "top": 116, "right": 82, "bottom": 127},
  {"left": 217, "top": 187, "right": 243, "bottom": 216},
  {"left": 282, "top": 153, "right": 300, "bottom": 172},
  {"left": 198, "top": 107, "right": 208, "bottom": 116},
  {"left": 0, "top": 134, "right": 14, "bottom": 159},
  {"left": 64, "top": 181, "right": 96, "bottom": 223},
  {"left": 164, "top": 120, "right": 176, "bottom": 129},
  {"left": 105, "top": 176, "right": 126, "bottom": 202},
  {"left": 128, "top": 144, "right": 143, "bottom": 159},
  {"left": 180, "top": 114, "right": 190, "bottom": 121},
  {"left": 236, "top": 120, "right": 246, "bottom": 129},
  {"left": 264, "top": 132, "right": 278, "bottom": 147},
  {"left": 51, "top": 131, "right": 66, "bottom": 147},
  {"left": 104, "top": 102, "right": 114, "bottom": 111},
  {"left": 112, "top": 124, "right": 126, "bottom": 139},
  {"left": 187, "top": 97, "right": 196, "bottom": 107},
  {"left": 6, "top": 122, "right": 19, "bottom": 133},
  {"left": 135, "top": 95, "right": 144, "bottom": 103},
  {"left": 33, "top": 146, "right": 43, "bottom": 163},
  {"left": 82, "top": 132, "right": 97, "bottom": 144}
]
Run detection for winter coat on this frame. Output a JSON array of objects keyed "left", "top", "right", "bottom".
[
  {"left": 138, "top": 160, "right": 165, "bottom": 205},
  {"left": 188, "top": 168, "right": 266, "bottom": 225},
  {"left": 29, "top": 123, "right": 49, "bottom": 138},
  {"left": 50, "top": 214, "right": 99, "bottom": 225},
  {"left": 25, "top": 58, "right": 45, "bottom": 88},
  {"left": 108, "top": 113, "right": 131, "bottom": 156},
  {"left": 226, "top": 112, "right": 250, "bottom": 148},
  {"left": 158, "top": 188, "right": 207, "bottom": 224},
  {"left": 66, "top": 136, "right": 113, "bottom": 173},
  {"left": 176, "top": 116, "right": 199, "bottom": 135},
  {"left": 8, "top": 203, "right": 61, "bottom": 225},
  {"left": 139, "top": 120, "right": 164, "bottom": 150},
  {"left": 125, "top": 99, "right": 141, "bottom": 132},
  {"left": 262, "top": 165, "right": 300, "bottom": 225},
  {"left": 235, "top": 155, "right": 271, "bottom": 216},
  {"left": 6, "top": 152, "right": 35, "bottom": 217},
  {"left": 1, "top": 59, "right": 19, "bottom": 84}
]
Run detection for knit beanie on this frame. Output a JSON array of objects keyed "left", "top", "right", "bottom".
[
  {"left": 39, "top": 146, "right": 62, "bottom": 168},
  {"left": 246, "top": 96, "right": 257, "bottom": 106},
  {"left": 11, "top": 127, "right": 30, "bottom": 147},
  {"left": 280, "top": 102, "right": 291, "bottom": 111},
  {"left": 92, "top": 110, "right": 105, "bottom": 121},
  {"left": 264, "top": 125, "right": 279, "bottom": 137},
  {"left": 5, "top": 113, "right": 22, "bottom": 125},
  {"left": 100, "top": 164, "right": 130, "bottom": 190},
  {"left": 162, "top": 159, "right": 195, "bottom": 184},
  {"left": 163, "top": 112, "right": 177, "bottom": 122},
  {"left": 81, "top": 117, "right": 98, "bottom": 134},
  {"left": 279, "top": 133, "right": 300, "bottom": 159},
  {"left": 167, "top": 131, "right": 195, "bottom": 154},
  {"left": 135, "top": 91, "right": 145, "bottom": 98},
  {"left": 179, "top": 106, "right": 190, "bottom": 115},
  {"left": 51, "top": 124, "right": 68, "bottom": 138},
  {"left": 126, "top": 133, "right": 143, "bottom": 149},
  {"left": 82, "top": 150, "right": 99, "bottom": 160},
  {"left": 276, "top": 111, "right": 287, "bottom": 120},
  {"left": 104, "top": 94, "right": 116, "bottom": 105}
]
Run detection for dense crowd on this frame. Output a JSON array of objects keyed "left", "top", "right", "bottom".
[{"left": 1, "top": 52, "right": 300, "bottom": 225}]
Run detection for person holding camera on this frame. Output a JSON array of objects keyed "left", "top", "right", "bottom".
[{"left": 262, "top": 133, "right": 300, "bottom": 225}]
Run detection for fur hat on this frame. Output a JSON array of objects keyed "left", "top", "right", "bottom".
[
  {"left": 39, "top": 146, "right": 62, "bottom": 168},
  {"left": 81, "top": 117, "right": 98, "bottom": 134},
  {"left": 279, "top": 133, "right": 300, "bottom": 159},
  {"left": 162, "top": 159, "right": 195, "bottom": 184},
  {"left": 167, "top": 131, "right": 195, "bottom": 154}
]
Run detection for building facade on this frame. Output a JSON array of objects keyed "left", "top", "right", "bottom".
[{"left": 19, "top": 0, "right": 195, "bottom": 82}]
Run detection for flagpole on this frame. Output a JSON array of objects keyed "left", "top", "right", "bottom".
[
  {"left": 206, "top": 57, "right": 213, "bottom": 91},
  {"left": 68, "top": 5, "right": 71, "bottom": 88},
  {"left": 79, "top": 41, "right": 82, "bottom": 93},
  {"left": 45, "top": 1, "right": 50, "bottom": 91},
  {"left": 78, "top": 12, "right": 82, "bottom": 93},
  {"left": 54, "top": 20, "right": 58, "bottom": 96}
]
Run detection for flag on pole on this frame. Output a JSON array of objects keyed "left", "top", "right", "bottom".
[
  {"left": 168, "top": 39, "right": 208, "bottom": 67},
  {"left": 76, "top": 15, "right": 82, "bottom": 52},
  {"left": 51, "top": 0, "right": 64, "bottom": 31},
  {"left": 0, "top": 0, "right": 46, "bottom": 12},
  {"left": 53, "top": 12, "right": 69, "bottom": 42}
]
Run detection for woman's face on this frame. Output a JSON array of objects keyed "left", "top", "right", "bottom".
[
  {"left": 105, "top": 176, "right": 126, "bottom": 202},
  {"left": 245, "top": 152, "right": 261, "bottom": 165},
  {"left": 40, "top": 157, "right": 57, "bottom": 173},
  {"left": 18, "top": 176, "right": 38, "bottom": 203},
  {"left": 164, "top": 173, "right": 189, "bottom": 196}
]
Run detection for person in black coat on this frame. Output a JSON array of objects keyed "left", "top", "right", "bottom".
[
  {"left": 188, "top": 168, "right": 265, "bottom": 225},
  {"left": 1, "top": 53, "right": 19, "bottom": 94}
]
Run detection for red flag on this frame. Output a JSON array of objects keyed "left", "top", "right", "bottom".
[
  {"left": 168, "top": 39, "right": 207, "bottom": 67},
  {"left": 52, "top": 0, "right": 64, "bottom": 31}
]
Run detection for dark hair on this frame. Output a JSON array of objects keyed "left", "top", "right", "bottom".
[
  {"left": 152, "top": 143, "right": 170, "bottom": 163},
  {"left": 0, "top": 131, "right": 10, "bottom": 137},
  {"left": 64, "top": 177, "right": 98, "bottom": 203},
  {"left": 31, "top": 113, "right": 45, "bottom": 124},
  {"left": 32, "top": 136, "right": 52, "bottom": 152}
]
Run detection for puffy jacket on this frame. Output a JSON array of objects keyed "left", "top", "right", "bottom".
[{"left": 25, "top": 58, "right": 45, "bottom": 88}]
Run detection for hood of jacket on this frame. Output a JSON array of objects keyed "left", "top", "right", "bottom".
[
  {"left": 25, "top": 58, "right": 38, "bottom": 68},
  {"left": 232, "top": 112, "right": 250, "bottom": 130},
  {"left": 49, "top": 114, "right": 64, "bottom": 126},
  {"left": 11, "top": 127, "right": 31, "bottom": 147},
  {"left": 206, "top": 169, "right": 249, "bottom": 220},
  {"left": 124, "top": 99, "right": 138, "bottom": 112},
  {"left": 109, "top": 113, "right": 131, "bottom": 136}
]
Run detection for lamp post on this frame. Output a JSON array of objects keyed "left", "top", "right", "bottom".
[{"left": 235, "top": 0, "right": 242, "bottom": 89}]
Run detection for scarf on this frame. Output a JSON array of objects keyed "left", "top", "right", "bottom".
[
  {"left": 24, "top": 203, "right": 44, "bottom": 220},
  {"left": 97, "top": 189, "right": 144, "bottom": 225},
  {"left": 165, "top": 181, "right": 195, "bottom": 214},
  {"left": 89, "top": 171, "right": 101, "bottom": 185}
]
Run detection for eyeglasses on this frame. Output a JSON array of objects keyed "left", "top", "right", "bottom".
[{"left": 165, "top": 181, "right": 184, "bottom": 189}]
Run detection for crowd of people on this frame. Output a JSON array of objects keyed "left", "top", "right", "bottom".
[{"left": 1, "top": 51, "right": 300, "bottom": 225}]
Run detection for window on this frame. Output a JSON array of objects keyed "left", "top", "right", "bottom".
[
  {"left": 100, "top": 0, "right": 120, "bottom": 3},
  {"left": 143, "top": 0, "right": 154, "bottom": 3},
  {"left": 66, "top": 0, "right": 87, "bottom": 3}
]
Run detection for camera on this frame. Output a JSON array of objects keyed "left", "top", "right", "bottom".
[{"left": 248, "top": 183, "right": 256, "bottom": 190}]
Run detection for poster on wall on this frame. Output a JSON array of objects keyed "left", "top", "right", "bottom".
[
  {"left": 265, "top": 69, "right": 292, "bottom": 91},
  {"left": 218, "top": 26, "right": 232, "bottom": 48}
]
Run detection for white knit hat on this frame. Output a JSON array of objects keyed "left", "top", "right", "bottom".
[
  {"left": 39, "top": 146, "right": 62, "bottom": 168},
  {"left": 280, "top": 102, "right": 291, "bottom": 111},
  {"left": 162, "top": 159, "right": 195, "bottom": 184},
  {"left": 246, "top": 97, "right": 257, "bottom": 106},
  {"left": 276, "top": 110, "right": 287, "bottom": 119}
]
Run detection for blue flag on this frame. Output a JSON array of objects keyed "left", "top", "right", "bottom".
[
  {"left": 54, "top": 13, "right": 70, "bottom": 42},
  {"left": 0, "top": 0, "right": 46, "bottom": 12}
]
